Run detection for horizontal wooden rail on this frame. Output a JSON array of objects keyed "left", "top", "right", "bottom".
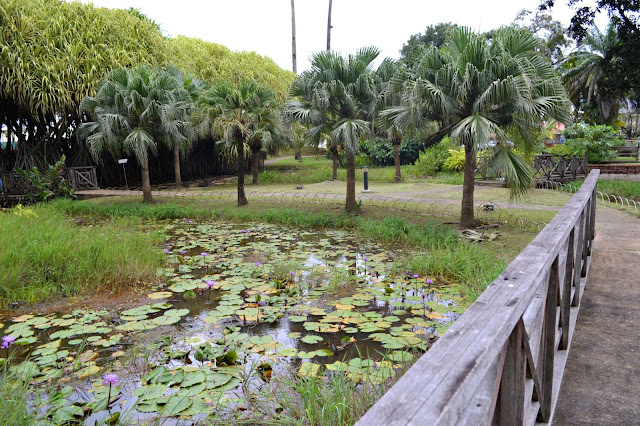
[{"left": 358, "top": 169, "right": 600, "bottom": 426}]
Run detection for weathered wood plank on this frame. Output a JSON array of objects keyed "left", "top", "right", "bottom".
[{"left": 357, "top": 170, "right": 599, "bottom": 426}]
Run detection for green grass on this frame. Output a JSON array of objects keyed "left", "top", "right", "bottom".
[
  {"left": 0, "top": 204, "right": 164, "bottom": 307},
  {"left": 0, "top": 364, "right": 36, "bottom": 425},
  {"left": 262, "top": 158, "right": 464, "bottom": 185},
  {"left": 565, "top": 178, "right": 640, "bottom": 201}
]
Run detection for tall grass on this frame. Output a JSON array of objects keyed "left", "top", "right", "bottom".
[
  {"left": 277, "top": 371, "right": 389, "bottom": 425},
  {"left": 0, "top": 365, "right": 36, "bottom": 425},
  {"left": 0, "top": 204, "right": 163, "bottom": 307}
]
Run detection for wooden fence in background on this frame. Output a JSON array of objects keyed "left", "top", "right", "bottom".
[
  {"left": 358, "top": 169, "right": 600, "bottom": 425},
  {"left": 534, "top": 155, "right": 588, "bottom": 182}
]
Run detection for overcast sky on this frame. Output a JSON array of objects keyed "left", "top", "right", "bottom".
[{"left": 80, "top": 0, "right": 609, "bottom": 73}]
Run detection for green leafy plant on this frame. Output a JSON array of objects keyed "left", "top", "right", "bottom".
[
  {"left": 410, "top": 137, "right": 452, "bottom": 176},
  {"left": 16, "top": 155, "right": 75, "bottom": 202},
  {"left": 547, "top": 124, "right": 620, "bottom": 163},
  {"left": 442, "top": 147, "right": 466, "bottom": 172}
]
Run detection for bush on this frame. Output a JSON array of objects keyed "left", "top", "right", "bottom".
[
  {"left": 410, "top": 137, "right": 452, "bottom": 176},
  {"left": 442, "top": 148, "right": 466, "bottom": 172},
  {"left": 16, "top": 155, "right": 76, "bottom": 202},
  {"left": 547, "top": 124, "right": 621, "bottom": 163},
  {"left": 358, "top": 137, "right": 423, "bottom": 166}
]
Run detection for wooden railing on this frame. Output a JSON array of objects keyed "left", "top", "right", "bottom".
[
  {"left": 358, "top": 170, "right": 600, "bottom": 425},
  {"left": 65, "top": 166, "right": 98, "bottom": 189},
  {"left": 534, "top": 154, "right": 588, "bottom": 182}
]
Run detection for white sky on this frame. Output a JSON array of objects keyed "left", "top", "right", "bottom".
[{"left": 81, "top": 0, "right": 610, "bottom": 73}]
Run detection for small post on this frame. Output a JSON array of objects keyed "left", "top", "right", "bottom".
[
  {"left": 118, "top": 158, "right": 129, "bottom": 190},
  {"left": 363, "top": 166, "right": 370, "bottom": 192}
]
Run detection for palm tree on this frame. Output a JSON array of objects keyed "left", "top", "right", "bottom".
[
  {"left": 80, "top": 65, "right": 182, "bottom": 203},
  {"left": 161, "top": 67, "right": 205, "bottom": 187},
  {"left": 286, "top": 47, "right": 381, "bottom": 213},
  {"left": 563, "top": 23, "right": 625, "bottom": 125},
  {"left": 247, "top": 110, "right": 288, "bottom": 184},
  {"left": 198, "top": 80, "right": 276, "bottom": 206},
  {"left": 383, "top": 27, "right": 571, "bottom": 228}
]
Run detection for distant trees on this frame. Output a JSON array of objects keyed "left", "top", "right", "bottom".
[
  {"left": 0, "top": 0, "right": 294, "bottom": 181},
  {"left": 562, "top": 23, "right": 626, "bottom": 125}
]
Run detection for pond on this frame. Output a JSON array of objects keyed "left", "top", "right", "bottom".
[{"left": 0, "top": 219, "right": 470, "bottom": 424}]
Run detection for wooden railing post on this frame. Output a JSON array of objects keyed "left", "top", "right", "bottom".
[
  {"left": 538, "top": 257, "right": 559, "bottom": 421},
  {"left": 560, "top": 229, "right": 575, "bottom": 350},
  {"left": 572, "top": 210, "right": 585, "bottom": 307},
  {"left": 498, "top": 321, "right": 526, "bottom": 425}
]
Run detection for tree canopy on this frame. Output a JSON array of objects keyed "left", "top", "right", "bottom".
[{"left": 0, "top": 0, "right": 294, "bottom": 177}]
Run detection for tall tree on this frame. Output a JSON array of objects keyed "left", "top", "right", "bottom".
[
  {"left": 541, "top": 0, "right": 640, "bottom": 98},
  {"left": 327, "top": 0, "right": 333, "bottom": 51},
  {"left": 400, "top": 23, "right": 457, "bottom": 68},
  {"left": 291, "top": 0, "right": 297, "bottom": 74},
  {"left": 383, "top": 27, "right": 571, "bottom": 228},
  {"left": 562, "top": 23, "right": 625, "bottom": 124},
  {"left": 79, "top": 66, "right": 183, "bottom": 203},
  {"left": 513, "top": 9, "right": 572, "bottom": 64},
  {"left": 286, "top": 47, "right": 381, "bottom": 213},
  {"left": 198, "top": 80, "right": 276, "bottom": 206}
]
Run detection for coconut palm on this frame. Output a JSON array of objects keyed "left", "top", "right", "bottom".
[
  {"left": 79, "top": 65, "right": 182, "bottom": 203},
  {"left": 383, "top": 27, "right": 571, "bottom": 228},
  {"left": 286, "top": 47, "right": 381, "bottom": 213},
  {"left": 562, "top": 23, "right": 625, "bottom": 125},
  {"left": 198, "top": 80, "right": 276, "bottom": 206}
]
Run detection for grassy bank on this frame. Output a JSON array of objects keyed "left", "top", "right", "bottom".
[
  {"left": 566, "top": 178, "right": 640, "bottom": 201},
  {"left": 0, "top": 204, "right": 164, "bottom": 308}
]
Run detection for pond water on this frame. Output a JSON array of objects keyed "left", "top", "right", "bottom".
[{"left": 0, "top": 220, "right": 469, "bottom": 424}]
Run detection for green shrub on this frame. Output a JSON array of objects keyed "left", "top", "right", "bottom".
[
  {"left": 359, "top": 137, "right": 423, "bottom": 166},
  {"left": 547, "top": 124, "right": 621, "bottom": 163},
  {"left": 442, "top": 147, "right": 466, "bottom": 172},
  {"left": 411, "top": 137, "right": 452, "bottom": 176},
  {"left": 16, "top": 155, "right": 76, "bottom": 202}
]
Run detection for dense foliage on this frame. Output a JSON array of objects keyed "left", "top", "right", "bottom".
[
  {"left": 358, "top": 137, "right": 422, "bottom": 167},
  {"left": 547, "top": 124, "right": 621, "bottom": 163},
  {"left": 0, "top": 0, "right": 294, "bottom": 185}
]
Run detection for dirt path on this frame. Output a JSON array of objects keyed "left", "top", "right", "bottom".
[
  {"left": 75, "top": 187, "right": 562, "bottom": 212},
  {"left": 553, "top": 207, "right": 640, "bottom": 425}
]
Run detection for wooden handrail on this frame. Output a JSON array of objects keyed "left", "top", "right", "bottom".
[{"left": 358, "top": 169, "right": 600, "bottom": 425}]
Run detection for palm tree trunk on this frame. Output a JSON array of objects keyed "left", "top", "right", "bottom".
[
  {"left": 237, "top": 135, "right": 248, "bottom": 206},
  {"left": 345, "top": 152, "right": 356, "bottom": 213},
  {"left": 291, "top": 0, "right": 297, "bottom": 74},
  {"left": 141, "top": 160, "right": 153, "bottom": 203},
  {"left": 326, "top": 0, "right": 333, "bottom": 51},
  {"left": 393, "top": 140, "right": 402, "bottom": 182},
  {"left": 331, "top": 146, "right": 338, "bottom": 180},
  {"left": 460, "top": 145, "right": 476, "bottom": 228},
  {"left": 251, "top": 149, "right": 260, "bottom": 184},
  {"left": 173, "top": 144, "right": 182, "bottom": 187}
]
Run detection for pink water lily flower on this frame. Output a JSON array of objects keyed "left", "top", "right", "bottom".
[{"left": 102, "top": 373, "right": 119, "bottom": 385}]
